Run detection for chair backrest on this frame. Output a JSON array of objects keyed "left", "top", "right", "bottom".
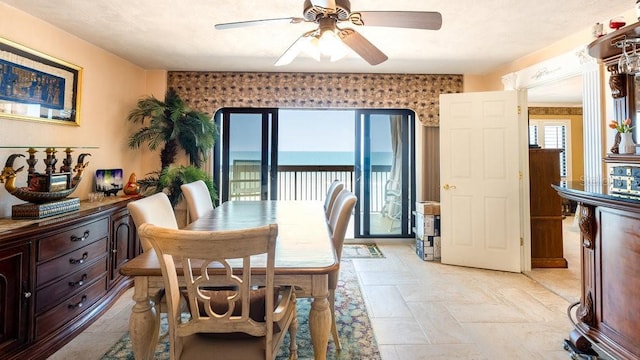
[
  {"left": 328, "top": 189, "right": 357, "bottom": 261},
  {"left": 127, "top": 192, "right": 178, "bottom": 251},
  {"left": 324, "top": 180, "right": 345, "bottom": 218},
  {"left": 138, "top": 223, "right": 279, "bottom": 358},
  {"left": 180, "top": 180, "right": 214, "bottom": 223}
]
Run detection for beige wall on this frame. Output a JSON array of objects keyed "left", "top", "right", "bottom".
[
  {"left": 480, "top": 8, "right": 635, "bottom": 92},
  {"left": 462, "top": 74, "right": 490, "bottom": 93},
  {"left": 0, "top": 4, "right": 151, "bottom": 217}
]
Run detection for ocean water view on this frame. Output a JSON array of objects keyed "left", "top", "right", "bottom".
[{"left": 230, "top": 151, "right": 393, "bottom": 166}]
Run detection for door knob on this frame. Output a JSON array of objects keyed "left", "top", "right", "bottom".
[{"left": 443, "top": 184, "right": 457, "bottom": 190}]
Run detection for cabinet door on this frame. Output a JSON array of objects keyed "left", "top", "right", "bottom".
[
  {"left": 0, "top": 242, "right": 31, "bottom": 353},
  {"left": 109, "top": 209, "right": 136, "bottom": 286}
]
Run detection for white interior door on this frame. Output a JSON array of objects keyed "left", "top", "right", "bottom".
[{"left": 439, "top": 90, "right": 528, "bottom": 273}]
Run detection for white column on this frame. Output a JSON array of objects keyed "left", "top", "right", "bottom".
[{"left": 580, "top": 53, "right": 605, "bottom": 190}]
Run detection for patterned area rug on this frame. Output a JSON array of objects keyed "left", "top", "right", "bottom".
[
  {"left": 101, "top": 260, "right": 380, "bottom": 359},
  {"left": 342, "top": 243, "right": 384, "bottom": 258}
]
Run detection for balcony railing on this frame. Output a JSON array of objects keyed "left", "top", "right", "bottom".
[
  {"left": 276, "top": 165, "right": 353, "bottom": 201},
  {"left": 231, "top": 165, "right": 393, "bottom": 213}
]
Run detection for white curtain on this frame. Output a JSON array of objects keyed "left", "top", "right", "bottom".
[
  {"left": 389, "top": 115, "right": 402, "bottom": 191},
  {"left": 383, "top": 115, "right": 402, "bottom": 219}
]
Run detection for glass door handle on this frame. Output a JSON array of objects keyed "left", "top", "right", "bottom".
[{"left": 443, "top": 184, "right": 457, "bottom": 190}]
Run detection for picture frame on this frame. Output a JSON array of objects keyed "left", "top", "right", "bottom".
[
  {"left": 95, "top": 169, "right": 124, "bottom": 196},
  {"left": 0, "top": 36, "right": 82, "bottom": 125}
]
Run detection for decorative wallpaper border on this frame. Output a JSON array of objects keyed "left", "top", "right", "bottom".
[
  {"left": 528, "top": 107, "right": 582, "bottom": 116},
  {"left": 167, "top": 72, "right": 463, "bottom": 127}
]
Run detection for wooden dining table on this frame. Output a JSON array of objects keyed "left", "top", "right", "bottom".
[{"left": 119, "top": 200, "right": 339, "bottom": 360}]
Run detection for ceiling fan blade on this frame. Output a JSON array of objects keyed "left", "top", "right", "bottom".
[
  {"left": 338, "top": 28, "right": 388, "bottom": 66},
  {"left": 310, "top": 0, "right": 336, "bottom": 11},
  {"left": 350, "top": 11, "right": 442, "bottom": 30},
  {"left": 274, "top": 31, "right": 318, "bottom": 66},
  {"left": 215, "top": 17, "right": 305, "bottom": 30}
]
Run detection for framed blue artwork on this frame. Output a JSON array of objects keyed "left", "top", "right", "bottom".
[{"left": 0, "top": 36, "right": 82, "bottom": 125}]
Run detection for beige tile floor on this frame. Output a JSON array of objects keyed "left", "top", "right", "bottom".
[
  {"left": 50, "top": 221, "right": 581, "bottom": 360},
  {"left": 525, "top": 215, "right": 581, "bottom": 304},
  {"left": 358, "top": 238, "right": 576, "bottom": 360}
]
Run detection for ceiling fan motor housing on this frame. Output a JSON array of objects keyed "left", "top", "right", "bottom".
[{"left": 303, "top": 0, "right": 351, "bottom": 21}]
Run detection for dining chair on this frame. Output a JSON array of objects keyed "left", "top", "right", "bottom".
[
  {"left": 138, "top": 223, "right": 298, "bottom": 360},
  {"left": 327, "top": 189, "right": 357, "bottom": 350},
  {"left": 127, "top": 192, "right": 178, "bottom": 252},
  {"left": 180, "top": 179, "right": 214, "bottom": 224},
  {"left": 127, "top": 192, "right": 181, "bottom": 315},
  {"left": 324, "top": 180, "right": 345, "bottom": 219}
]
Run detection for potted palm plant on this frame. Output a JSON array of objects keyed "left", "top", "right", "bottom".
[
  {"left": 127, "top": 88, "right": 218, "bottom": 205},
  {"left": 158, "top": 165, "right": 217, "bottom": 207}
]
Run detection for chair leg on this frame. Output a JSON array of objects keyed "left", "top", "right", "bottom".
[
  {"left": 329, "top": 289, "right": 341, "bottom": 351},
  {"left": 288, "top": 293, "right": 298, "bottom": 360}
]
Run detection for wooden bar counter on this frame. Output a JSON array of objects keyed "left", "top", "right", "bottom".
[{"left": 553, "top": 182, "right": 640, "bottom": 360}]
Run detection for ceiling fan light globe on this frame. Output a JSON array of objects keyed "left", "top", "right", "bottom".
[
  {"left": 330, "top": 42, "right": 351, "bottom": 61},
  {"left": 303, "top": 37, "right": 322, "bottom": 61},
  {"left": 274, "top": 54, "right": 295, "bottom": 67},
  {"left": 318, "top": 30, "right": 342, "bottom": 54}
]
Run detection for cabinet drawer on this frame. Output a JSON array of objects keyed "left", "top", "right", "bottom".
[
  {"left": 36, "top": 237, "right": 108, "bottom": 287},
  {"left": 34, "top": 277, "right": 107, "bottom": 340},
  {"left": 37, "top": 218, "right": 109, "bottom": 262},
  {"left": 35, "top": 256, "right": 108, "bottom": 314}
]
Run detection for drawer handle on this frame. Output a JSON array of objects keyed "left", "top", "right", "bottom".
[
  {"left": 71, "top": 230, "right": 90, "bottom": 242},
  {"left": 24, "top": 291, "right": 32, "bottom": 299},
  {"left": 583, "top": 239, "right": 592, "bottom": 248},
  {"left": 68, "top": 295, "right": 87, "bottom": 309},
  {"left": 69, "top": 252, "right": 88, "bottom": 265},
  {"left": 69, "top": 274, "right": 88, "bottom": 287}
]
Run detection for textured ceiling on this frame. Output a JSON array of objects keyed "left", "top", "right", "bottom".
[{"left": 1, "top": 0, "right": 632, "bottom": 104}]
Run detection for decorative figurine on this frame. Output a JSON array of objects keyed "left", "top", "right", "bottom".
[
  {"left": 0, "top": 152, "right": 90, "bottom": 204},
  {"left": 123, "top": 172, "right": 140, "bottom": 196}
]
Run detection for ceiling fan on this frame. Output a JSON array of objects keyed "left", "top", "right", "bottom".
[{"left": 214, "top": 0, "right": 442, "bottom": 66}]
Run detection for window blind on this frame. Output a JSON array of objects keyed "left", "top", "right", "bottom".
[{"left": 528, "top": 121, "right": 569, "bottom": 179}]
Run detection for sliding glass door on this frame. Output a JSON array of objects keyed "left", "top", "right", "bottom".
[
  {"left": 215, "top": 107, "right": 415, "bottom": 238},
  {"left": 354, "top": 110, "right": 415, "bottom": 237},
  {"left": 215, "top": 109, "right": 277, "bottom": 202}
]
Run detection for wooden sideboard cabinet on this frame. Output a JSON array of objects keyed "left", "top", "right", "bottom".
[
  {"left": 0, "top": 241, "right": 31, "bottom": 355},
  {"left": 109, "top": 208, "right": 138, "bottom": 286},
  {"left": 0, "top": 198, "right": 139, "bottom": 360},
  {"left": 529, "top": 148, "right": 567, "bottom": 268}
]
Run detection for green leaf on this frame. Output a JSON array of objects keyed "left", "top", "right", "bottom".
[{"left": 127, "top": 87, "right": 218, "bottom": 169}]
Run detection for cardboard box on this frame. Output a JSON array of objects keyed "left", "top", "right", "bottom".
[
  {"left": 415, "top": 238, "right": 431, "bottom": 260},
  {"left": 416, "top": 236, "right": 441, "bottom": 261},
  {"left": 416, "top": 201, "right": 440, "bottom": 215},
  {"left": 415, "top": 212, "right": 441, "bottom": 239},
  {"left": 433, "top": 236, "right": 441, "bottom": 260}
]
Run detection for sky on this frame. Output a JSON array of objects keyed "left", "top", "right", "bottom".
[{"left": 228, "top": 109, "right": 393, "bottom": 153}]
